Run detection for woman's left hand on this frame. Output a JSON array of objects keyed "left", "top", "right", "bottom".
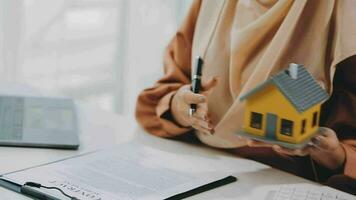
[{"left": 246, "top": 127, "right": 346, "bottom": 170}]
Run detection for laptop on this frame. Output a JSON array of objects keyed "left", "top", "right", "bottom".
[{"left": 0, "top": 95, "right": 79, "bottom": 149}]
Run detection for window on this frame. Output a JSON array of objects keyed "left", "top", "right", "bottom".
[
  {"left": 281, "top": 119, "right": 293, "bottom": 136},
  {"left": 301, "top": 119, "right": 306, "bottom": 134},
  {"left": 312, "top": 112, "right": 318, "bottom": 127},
  {"left": 250, "top": 112, "right": 263, "bottom": 129},
  {"left": 0, "top": 0, "right": 192, "bottom": 114}
]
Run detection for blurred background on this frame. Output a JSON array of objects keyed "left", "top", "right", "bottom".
[{"left": 0, "top": 0, "right": 192, "bottom": 114}]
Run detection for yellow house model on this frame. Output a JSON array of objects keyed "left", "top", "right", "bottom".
[{"left": 238, "top": 64, "right": 329, "bottom": 148}]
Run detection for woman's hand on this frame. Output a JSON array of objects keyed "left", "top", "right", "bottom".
[
  {"left": 171, "top": 77, "right": 218, "bottom": 135},
  {"left": 246, "top": 127, "right": 346, "bottom": 170}
]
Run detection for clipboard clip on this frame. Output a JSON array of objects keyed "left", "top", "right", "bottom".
[{"left": 21, "top": 182, "right": 80, "bottom": 200}]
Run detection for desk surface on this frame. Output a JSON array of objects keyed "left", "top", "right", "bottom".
[{"left": 0, "top": 83, "right": 352, "bottom": 200}]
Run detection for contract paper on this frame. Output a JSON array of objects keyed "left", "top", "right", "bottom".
[{"left": 1, "top": 144, "right": 230, "bottom": 200}]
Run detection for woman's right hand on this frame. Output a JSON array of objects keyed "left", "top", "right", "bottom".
[{"left": 171, "top": 77, "right": 218, "bottom": 135}]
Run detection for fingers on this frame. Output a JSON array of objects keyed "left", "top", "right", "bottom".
[
  {"left": 247, "top": 127, "right": 339, "bottom": 157},
  {"left": 194, "top": 105, "right": 209, "bottom": 121},
  {"left": 318, "top": 127, "right": 335, "bottom": 137},
  {"left": 246, "top": 139, "right": 273, "bottom": 148},
  {"left": 310, "top": 127, "right": 339, "bottom": 151},
  {"left": 272, "top": 145, "right": 312, "bottom": 156},
  {"left": 201, "top": 76, "right": 219, "bottom": 92},
  {"left": 182, "top": 76, "right": 218, "bottom": 103},
  {"left": 178, "top": 77, "right": 218, "bottom": 135},
  {"left": 182, "top": 88, "right": 206, "bottom": 104},
  {"left": 311, "top": 135, "right": 328, "bottom": 149},
  {"left": 245, "top": 140, "right": 312, "bottom": 156},
  {"left": 192, "top": 117, "right": 214, "bottom": 135},
  {"left": 187, "top": 100, "right": 214, "bottom": 135}
]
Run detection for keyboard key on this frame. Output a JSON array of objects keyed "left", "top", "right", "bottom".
[{"left": 268, "top": 186, "right": 355, "bottom": 200}]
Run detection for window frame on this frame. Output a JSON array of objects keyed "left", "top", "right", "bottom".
[
  {"left": 301, "top": 119, "right": 306, "bottom": 134},
  {"left": 280, "top": 118, "right": 294, "bottom": 136},
  {"left": 250, "top": 112, "right": 263, "bottom": 130},
  {"left": 312, "top": 112, "right": 318, "bottom": 127}
]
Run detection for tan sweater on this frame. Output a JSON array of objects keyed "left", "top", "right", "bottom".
[{"left": 136, "top": 0, "right": 356, "bottom": 180}]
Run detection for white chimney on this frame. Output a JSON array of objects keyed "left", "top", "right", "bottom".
[{"left": 288, "top": 63, "right": 299, "bottom": 79}]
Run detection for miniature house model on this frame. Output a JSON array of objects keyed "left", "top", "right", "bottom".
[{"left": 239, "top": 64, "right": 329, "bottom": 146}]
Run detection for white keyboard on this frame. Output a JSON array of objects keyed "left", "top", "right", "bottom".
[{"left": 265, "top": 186, "right": 355, "bottom": 200}]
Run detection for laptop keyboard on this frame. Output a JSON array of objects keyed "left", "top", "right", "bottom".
[
  {"left": 0, "top": 96, "right": 24, "bottom": 140},
  {"left": 266, "top": 186, "right": 354, "bottom": 200}
]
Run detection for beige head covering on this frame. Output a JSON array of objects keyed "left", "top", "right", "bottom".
[{"left": 192, "top": 0, "right": 356, "bottom": 148}]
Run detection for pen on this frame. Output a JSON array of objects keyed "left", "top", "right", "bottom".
[
  {"left": 189, "top": 56, "right": 203, "bottom": 116},
  {"left": 165, "top": 176, "right": 237, "bottom": 200}
]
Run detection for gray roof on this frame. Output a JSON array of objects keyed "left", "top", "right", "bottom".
[{"left": 240, "top": 64, "right": 329, "bottom": 113}]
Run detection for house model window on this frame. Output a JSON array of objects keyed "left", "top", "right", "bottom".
[
  {"left": 312, "top": 112, "right": 318, "bottom": 127},
  {"left": 250, "top": 112, "right": 262, "bottom": 129},
  {"left": 281, "top": 119, "right": 293, "bottom": 136},
  {"left": 301, "top": 119, "right": 306, "bottom": 134}
]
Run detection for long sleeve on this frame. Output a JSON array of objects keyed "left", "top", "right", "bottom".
[
  {"left": 320, "top": 56, "right": 356, "bottom": 179},
  {"left": 135, "top": 0, "right": 202, "bottom": 137}
]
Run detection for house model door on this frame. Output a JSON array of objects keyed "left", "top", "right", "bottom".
[{"left": 266, "top": 113, "right": 277, "bottom": 139}]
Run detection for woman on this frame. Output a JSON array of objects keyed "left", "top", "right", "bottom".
[{"left": 135, "top": 0, "right": 356, "bottom": 193}]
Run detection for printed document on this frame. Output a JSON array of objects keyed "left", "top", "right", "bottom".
[{"left": 1, "top": 144, "right": 230, "bottom": 200}]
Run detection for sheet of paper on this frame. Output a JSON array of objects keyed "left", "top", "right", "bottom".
[{"left": 1, "top": 144, "right": 230, "bottom": 200}]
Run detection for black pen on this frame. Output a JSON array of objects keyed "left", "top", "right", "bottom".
[{"left": 189, "top": 56, "right": 203, "bottom": 116}]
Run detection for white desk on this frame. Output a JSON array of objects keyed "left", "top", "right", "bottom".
[{"left": 0, "top": 83, "right": 352, "bottom": 199}]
